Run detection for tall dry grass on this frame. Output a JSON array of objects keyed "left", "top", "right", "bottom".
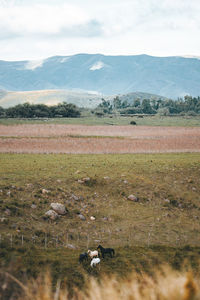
[{"left": 7, "top": 266, "right": 200, "bottom": 300}]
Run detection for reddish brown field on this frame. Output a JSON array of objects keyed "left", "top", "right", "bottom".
[{"left": 0, "top": 124, "right": 200, "bottom": 153}]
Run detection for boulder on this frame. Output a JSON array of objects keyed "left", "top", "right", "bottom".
[
  {"left": 90, "top": 216, "right": 96, "bottom": 221},
  {"left": 31, "top": 204, "right": 37, "bottom": 209},
  {"left": 45, "top": 210, "right": 58, "bottom": 220},
  {"left": 127, "top": 194, "right": 138, "bottom": 202},
  {"left": 50, "top": 203, "right": 67, "bottom": 215},
  {"left": 42, "top": 188, "right": 49, "bottom": 194},
  {"left": 78, "top": 214, "right": 86, "bottom": 221}
]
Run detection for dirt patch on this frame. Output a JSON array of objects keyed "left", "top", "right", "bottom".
[{"left": 0, "top": 125, "right": 200, "bottom": 153}]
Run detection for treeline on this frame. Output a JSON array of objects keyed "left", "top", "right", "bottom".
[
  {"left": 0, "top": 102, "right": 81, "bottom": 118},
  {"left": 95, "top": 95, "right": 200, "bottom": 115}
]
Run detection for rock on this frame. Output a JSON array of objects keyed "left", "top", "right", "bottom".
[
  {"left": 57, "top": 179, "right": 62, "bottom": 183},
  {"left": 0, "top": 217, "right": 8, "bottom": 223},
  {"left": 127, "top": 194, "right": 138, "bottom": 202},
  {"left": 42, "top": 189, "right": 49, "bottom": 194},
  {"left": 123, "top": 180, "right": 128, "bottom": 184},
  {"left": 78, "top": 179, "right": 84, "bottom": 184},
  {"left": 82, "top": 177, "right": 90, "bottom": 182},
  {"left": 104, "top": 176, "right": 110, "bottom": 180},
  {"left": 90, "top": 216, "right": 96, "bottom": 221},
  {"left": 7, "top": 191, "right": 11, "bottom": 196},
  {"left": 70, "top": 194, "right": 79, "bottom": 201},
  {"left": 50, "top": 203, "right": 67, "bottom": 215},
  {"left": 102, "top": 217, "right": 109, "bottom": 221},
  {"left": 5, "top": 209, "right": 11, "bottom": 216},
  {"left": 164, "top": 199, "right": 170, "bottom": 203},
  {"left": 45, "top": 210, "right": 59, "bottom": 220},
  {"left": 78, "top": 214, "right": 86, "bottom": 221},
  {"left": 31, "top": 204, "right": 37, "bottom": 209}
]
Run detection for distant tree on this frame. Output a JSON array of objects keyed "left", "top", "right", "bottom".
[
  {"left": 0, "top": 106, "right": 5, "bottom": 117},
  {"left": 113, "top": 96, "right": 122, "bottom": 109},
  {"left": 141, "top": 99, "right": 155, "bottom": 114}
]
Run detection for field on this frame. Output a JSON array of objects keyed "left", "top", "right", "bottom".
[
  {"left": 1, "top": 114, "right": 200, "bottom": 126},
  {"left": 1, "top": 124, "right": 200, "bottom": 153},
  {"left": 0, "top": 152, "right": 200, "bottom": 298},
  {"left": 0, "top": 117, "right": 200, "bottom": 299}
]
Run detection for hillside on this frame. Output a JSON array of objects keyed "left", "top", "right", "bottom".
[
  {"left": 1, "top": 54, "right": 200, "bottom": 98},
  {"left": 0, "top": 89, "right": 168, "bottom": 108}
]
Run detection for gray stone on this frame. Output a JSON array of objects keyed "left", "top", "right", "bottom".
[
  {"left": 127, "top": 194, "right": 138, "bottom": 202},
  {"left": 50, "top": 203, "right": 67, "bottom": 215},
  {"left": 45, "top": 210, "right": 58, "bottom": 220},
  {"left": 78, "top": 214, "right": 86, "bottom": 221}
]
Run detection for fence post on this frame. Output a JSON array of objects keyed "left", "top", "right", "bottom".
[
  {"left": 21, "top": 235, "right": 24, "bottom": 246},
  {"left": 45, "top": 233, "right": 47, "bottom": 249},
  {"left": 10, "top": 234, "right": 13, "bottom": 247}
]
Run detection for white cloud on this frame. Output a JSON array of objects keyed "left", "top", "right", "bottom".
[{"left": 0, "top": 0, "right": 200, "bottom": 60}]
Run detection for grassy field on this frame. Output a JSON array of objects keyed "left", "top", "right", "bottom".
[
  {"left": 0, "top": 152, "right": 200, "bottom": 298},
  {"left": 0, "top": 115, "right": 200, "bottom": 126}
]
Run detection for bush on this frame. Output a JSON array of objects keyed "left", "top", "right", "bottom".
[{"left": 130, "top": 120, "right": 137, "bottom": 125}]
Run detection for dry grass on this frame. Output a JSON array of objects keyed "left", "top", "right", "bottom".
[
  {"left": 0, "top": 125, "right": 200, "bottom": 153},
  {"left": 7, "top": 266, "right": 200, "bottom": 300}
]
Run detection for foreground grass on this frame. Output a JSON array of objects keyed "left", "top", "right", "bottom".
[
  {"left": 0, "top": 153, "right": 200, "bottom": 298},
  {"left": 0, "top": 115, "right": 200, "bottom": 126},
  {"left": 2, "top": 262, "right": 200, "bottom": 300}
]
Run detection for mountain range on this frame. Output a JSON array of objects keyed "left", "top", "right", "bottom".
[{"left": 0, "top": 53, "right": 200, "bottom": 101}]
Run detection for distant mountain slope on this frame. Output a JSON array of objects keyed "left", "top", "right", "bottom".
[
  {"left": 0, "top": 54, "right": 200, "bottom": 98},
  {"left": 0, "top": 89, "right": 104, "bottom": 108},
  {"left": 0, "top": 89, "right": 167, "bottom": 108},
  {"left": 117, "top": 92, "right": 168, "bottom": 104}
]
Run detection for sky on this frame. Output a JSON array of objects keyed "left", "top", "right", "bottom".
[{"left": 0, "top": 0, "right": 200, "bottom": 61}]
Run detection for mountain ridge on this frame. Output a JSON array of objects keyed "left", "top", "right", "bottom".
[{"left": 0, "top": 53, "right": 200, "bottom": 99}]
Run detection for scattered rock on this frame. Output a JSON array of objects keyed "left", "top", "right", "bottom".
[
  {"left": 70, "top": 194, "right": 80, "bottom": 201},
  {"left": 102, "top": 217, "right": 109, "bottom": 221},
  {"left": 103, "top": 176, "right": 110, "bottom": 180},
  {"left": 31, "top": 204, "right": 37, "bottom": 209},
  {"left": 7, "top": 191, "right": 11, "bottom": 196},
  {"left": 90, "top": 216, "right": 96, "bottom": 221},
  {"left": 164, "top": 199, "right": 170, "bottom": 204},
  {"left": 82, "top": 177, "right": 90, "bottom": 182},
  {"left": 123, "top": 180, "right": 128, "bottom": 184},
  {"left": 0, "top": 189, "right": 3, "bottom": 193},
  {"left": 57, "top": 179, "right": 62, "bottom": 183},
  {"left": 5, "top": 209, "right": 11, "bottom": 216},
  {"left": 0, "top": 217, "right": 8, "bottom": 223},
  {"left": 45, "top": 210, "right": 59, "bottom": 220},
  {"left": 78, "top": 179, "right": 84, "bottom": 184},
  {"left": 192, "top": 187, "right": 196, "bottom": 191},
  {"left": 42, "top": 189, "right": 49, "bottom": 194},
  {"left": 50, "top": 203, "right": 67, "bottom": 215},
  {"left": 78, "top": 214, "right": 86, "bottom": 221},
  {"left": 127, "top": 194, "right": 138, "bottom": 202}
]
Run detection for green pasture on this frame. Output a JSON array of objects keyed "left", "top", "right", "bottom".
[
  {"left": 0, "top": 152, "right": 200, "bottom": 295},
  {"left": 0, "top": 115, "right": 200, "bottom": 126}
]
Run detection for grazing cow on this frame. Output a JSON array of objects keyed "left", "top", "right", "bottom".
[
  {"left": 79, "top": 252, "right": 88, "bottom": 263},
  {"left": 91, "top": 257, "right": 100, "bottom": 267},
  {"left": 97, "top": 245, "right": 115, "bottom": 258},
  {"left": 88, "top": 249, "right": 98, "bottom": 259}
]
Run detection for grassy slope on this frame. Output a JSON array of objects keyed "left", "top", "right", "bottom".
[
  {"left": 0, "top": 152, "right": 200, "bottom": 297},
  {"left": 0, "top": 115, "right": 200, "bottom": 126}
]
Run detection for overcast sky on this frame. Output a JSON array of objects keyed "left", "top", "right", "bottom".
[{"left": 0, "top": 0, "right": 200, "bottom": 61}]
